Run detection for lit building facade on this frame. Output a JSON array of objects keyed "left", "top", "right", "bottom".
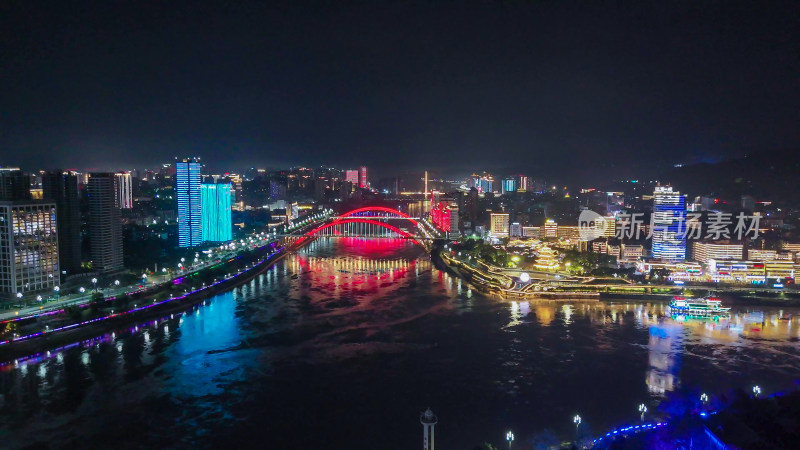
[
  {"left": 448, "top": 203, "right": 460, "bottom": 237},
  {"left": 501, "top": 178, "right": 516, "bottom": 194},
  {"left": 345, "top": 170, "right": 359, "bottom": 184},
  {"left": 620, "top": 244, "right": 645, "bottom": 262},
  {"left": 176, "top": 159, "right": 202, "bottom": 247},
  {"left": 0, "top": 201, "right": 59, "bottom": 298},
  {"left": 747, "top": 249, "right": 792, "bottom": 262},
  {"left": 469, "top": 174, "right": 494, "bottom": 193},
  {"left": 490, "top": 213, "right": 509, "bottom": 236},
  {"left": 430, "top": 200, "right": 452, "bottom": 232},
  {"left": 543, "top": 219, "right": 558, "bottom": 238},
  {"left": 693, "top": 241, "right": 743, "bottom": 263},
  {"left": 516, "top": 175, "right": 529, "bottom": 192},
  {"left": 359, "top": 166, "right": 368, "bottom": 189},
  {"left": 201, "top": 183, "right": 233, "bottom": 242},
  {"left": 88, "top": 173, "right": 124, "bottom": 273},
  {"left": 115, "top": 172, "right": 133, "bottom": 209},
  {"left": 652, "top": 186, "right": 686, "bottom": 261}
]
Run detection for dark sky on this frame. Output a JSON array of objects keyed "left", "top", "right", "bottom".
[{"left": 1, "top": 1, "right": 798, "bottom": 179}]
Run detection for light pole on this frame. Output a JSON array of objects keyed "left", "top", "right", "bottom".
[
  {"left": 54, "top": 285, "right": 60, "bottom": 300},
  {"left": 79, "top": 287, "right": 86, "bottom": 294},
  {"left": 753, "top": 386, "right": 761, "bottom": 397},
  {"left": 506, "top": 431, "right": 514, "bottom": 449},
  {"left": 573, "top": 414, "right": 581, "bottom": 431},
  {"left": 114, "top": 280, "right": 120, "bottom": 288},
  {"left": 700, "top": 393, "right": 708, "bottom": 404},
  {"left": 638, "top": 404, "right": 647, "bottom": 422},
  {"left": 91, "top": 277, "right": 98, "bottom": 292}
]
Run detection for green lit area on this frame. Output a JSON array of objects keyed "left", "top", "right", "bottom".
[{"left": 200, "top": 183, "right": 233, "bottom": 243}]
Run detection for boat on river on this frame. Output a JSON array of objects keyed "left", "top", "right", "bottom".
[{"left": 669, "top": 295, "right": 730, "bottom": 317}]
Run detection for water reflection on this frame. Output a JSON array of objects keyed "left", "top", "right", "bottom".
[
  {"left": 0, "top": 238, "right": 799, "bottom": 449},
  {"left": 647, "top": 323, "right": 682, "bottom": 396}
]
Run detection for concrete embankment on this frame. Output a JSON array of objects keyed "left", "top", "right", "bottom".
[{"left": 0, "top": 248, "right": 288, "bottom": 363}]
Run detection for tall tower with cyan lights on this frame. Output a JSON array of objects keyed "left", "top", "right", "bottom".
[{"left": 420, "top": 408, "right": 437, "bottom": 450}]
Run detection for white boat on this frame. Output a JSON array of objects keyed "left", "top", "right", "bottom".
[{"left": 669, "top": 295, "right": 730, "bottom": 317}]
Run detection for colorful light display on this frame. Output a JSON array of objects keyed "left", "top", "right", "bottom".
[{"left": 201, "top": 183, "right": 233, "bottom": 242}]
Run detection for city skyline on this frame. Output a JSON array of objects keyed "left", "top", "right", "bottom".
[{"left": 2, "top": 2, "right": 800, "bottom": 448}]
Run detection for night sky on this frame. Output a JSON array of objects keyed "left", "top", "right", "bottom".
[{"left": 2, "top": 1, "right": 798, "bottom": 178}]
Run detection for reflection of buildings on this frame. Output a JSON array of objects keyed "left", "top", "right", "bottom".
[
  {"left": 646, "top": 324, "right": 682, "bottom": 396},
  {"left": 534, "top": 303, "right": 556, "bottom": 326}
]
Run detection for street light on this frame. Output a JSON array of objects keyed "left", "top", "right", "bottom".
[
  {"left": 573, "top": 414, "right": 582, "bottom": 429},
  {"left": 36, "top": 295, "right": 42, "bottom": 302},
  {"left": 16, "top": 292, "right": 23, "bottom": 300},
  {"left": 114, "top": 280, "right": 120, "bottom": 287},
  {"left": 700, "top": 393, "right": 708, "bottom": 403},
  {"left": 753, "top": 385, "right": 761, "bottom": 397},
  {"left": 79, "top": 287, "right": 86, "bottom": 294},
  {"left": 91, "top": 277, "right": 98, "bottom": 292},
  {"left": 506, "top": 431, "right": 514, "bottom": 449},
  {"left": 638, "top": 404, "right": 647, "bottom": 422}
]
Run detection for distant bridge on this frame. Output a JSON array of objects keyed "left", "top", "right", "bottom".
[{"left": 289, "top": 206, "right": 436, "bottom": 248}]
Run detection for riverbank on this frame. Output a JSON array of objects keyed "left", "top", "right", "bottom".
[
  {"left": 0, "top": 244, "right": 288, "bottom": 363},
  {"left": 434, "top": 248, "right": 800, "bottom": 306}
]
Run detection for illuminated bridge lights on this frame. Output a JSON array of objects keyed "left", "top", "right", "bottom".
[
  {"left": 298, "top": 218, "right": 422, "bottom": 246},
  {"left": 338, "top": 206, "right": 418, "bottom": 226}
]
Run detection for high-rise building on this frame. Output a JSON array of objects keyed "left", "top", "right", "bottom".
[
  {"left": 88, "top": 173, "right": 124, "bottom": 273},
  {"left": 269, "top": 178, "right": 287, "bottom": 200},
  {"left": 0, "top": 168, "right": 31, "bottom": 201},
  {"left": 517, "top": 175, "right": 529, "bottom": 192},
  {"left": 490, "top": 213, "right": 509, "bottom": 236},
  {"left": 359, "top": 166, "right": 368, "bottom": 189},
  {"left": 652, "top": 186, "right": 686, "bottom": 261},
  {"left": 201, "top": 183, "right": 233, "bottom": 242},
  {"left": 42, "top": 171, "right": 82, "bottom": 277},
  {"left": 176, "top": 159, "right": 202, "bottom": 247},
  {"left": 345, "top": 169, "right": 359, "bottom": 185},
  {"left": 115, "top": 172, "right": 133, "bottom": 209},
  {"left": 0, "top": 200, "right": 59, "bottom": 298},
  {"left": 448, "top": 203, "right": 461, "bottom": 237},
  {"left": 501, "top": 178, "right": 516, "bottom": 194}
]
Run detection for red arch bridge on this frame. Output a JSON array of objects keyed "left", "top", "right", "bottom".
[{"left": 292, "top": 207, "right": 434, "bottom": 245}]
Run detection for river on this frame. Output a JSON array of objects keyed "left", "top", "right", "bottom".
[{"left": 1, "top": 238, "right": 799, "bottom": 448}]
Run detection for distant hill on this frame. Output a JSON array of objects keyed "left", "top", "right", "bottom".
[{"left": 661, "top": 150, "right": 800, "bottom": 206}]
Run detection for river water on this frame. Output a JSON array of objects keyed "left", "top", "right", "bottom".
[{"left": 1, "top": 238, "right": 799, "bottom": 449}]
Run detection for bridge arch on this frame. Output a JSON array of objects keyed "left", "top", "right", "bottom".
[
  {"left": 339, "top": 207, "right": 418, "bottom": 226},
  {"left": 305, "top": 218, "right": 413, "bottom": 239}
]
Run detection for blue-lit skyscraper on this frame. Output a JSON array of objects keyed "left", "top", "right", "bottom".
[
  {"left": 652, "top": 186, "right": 686, "bottom": 261},
  {"left": 501, "top": 178, "right": 517, "bottom": 194},
  {"left": 176, "top": 159, "right": 202, "bottom": 247},
  {"left": 201, "top": 183, "right": 232, "bottom": 242}
]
